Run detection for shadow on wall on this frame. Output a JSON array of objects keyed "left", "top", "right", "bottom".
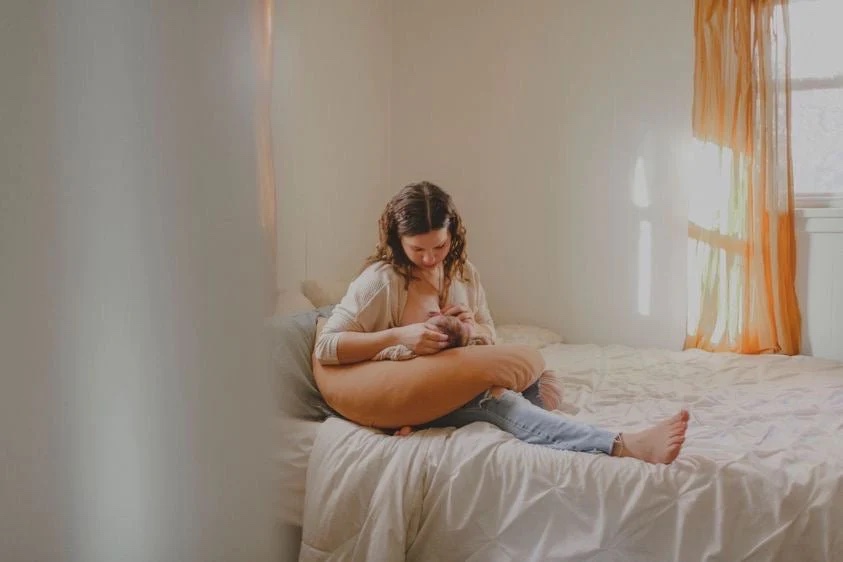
[{"left": 550, "top": 2, "right": 694, "bottom": 350}]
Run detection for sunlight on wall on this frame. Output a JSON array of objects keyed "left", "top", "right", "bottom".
[
  {"left": 632, "top": 156, "right": 650, "bottom": 209},
  {"left": 632, "top": 156, "right": 652, "bottom": 317},
  {"left": 638, "top": 221, "right": 652, "bottom": 317}
]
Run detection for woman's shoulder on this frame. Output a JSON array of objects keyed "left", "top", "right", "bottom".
[
  {"left": 357, "top": 260, "right": 401, "bottom": 283},
  {"left": 461, "top": 259, "right": 482, "bottom": 283},
  {"left": 348, "top": 261, "right": 402, "bottom": 298}
]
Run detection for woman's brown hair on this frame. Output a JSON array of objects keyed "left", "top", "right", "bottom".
[{"left": 364, "top": 181, "right": 468, "bottom": 300}]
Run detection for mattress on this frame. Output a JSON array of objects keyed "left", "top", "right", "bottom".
[
  {"left": 275, "top": 416, "right": 321, "bottom": 527},
  {"left": 300, "top": 343, "right": 843, "bottom": 561}
]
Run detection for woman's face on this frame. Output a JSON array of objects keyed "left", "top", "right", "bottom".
[{"left": 400, "top": 228, "right": 451, "bottom": 270}]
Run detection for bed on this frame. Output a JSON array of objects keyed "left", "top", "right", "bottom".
[{"left": 270, "top": 293, "right": 843, "bottom": 561}]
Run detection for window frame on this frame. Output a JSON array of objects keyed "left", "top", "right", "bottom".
[
  {"left": 787, "top": 0, "right": 843, "bottom": 209},
  {"left": 790, "top": 75, "right": 843, "bottom": 208}
]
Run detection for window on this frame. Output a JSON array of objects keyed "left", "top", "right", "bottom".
[{"left": 789, "top": 0, "right": 843, "bottom": 207}]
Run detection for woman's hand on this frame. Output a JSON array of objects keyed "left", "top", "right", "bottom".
[
  {"left": 393, "top": 322, "right": 450, "bottom": 355},
  {"left": 441, "top": 304, "right": 475, "bottom": 323}
]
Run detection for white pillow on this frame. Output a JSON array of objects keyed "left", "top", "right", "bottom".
[
  {"left": 275, "top": 288, "right": 315, "bottom": 316},
  {"left": 300, "top": 279, "right": 350, "bottom": 308},
  {"left": 495, "top": 324, "right": 565, "bottom": 349}
]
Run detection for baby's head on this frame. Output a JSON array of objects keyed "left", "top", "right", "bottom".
[{"left": 427, "top": 314, "right": 470, "bottom": 349}]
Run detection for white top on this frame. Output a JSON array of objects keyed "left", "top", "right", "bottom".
[{"left": 314, "top": 260, "right": 496, "bottom": 365}]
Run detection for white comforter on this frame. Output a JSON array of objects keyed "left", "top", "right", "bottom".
[{"left": 299, "top": 344, "right": 843, "bottom": 561}]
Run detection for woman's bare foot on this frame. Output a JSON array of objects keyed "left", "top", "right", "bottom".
[{"left": 615, "top": 410, "right": 689, "bottom": 464}]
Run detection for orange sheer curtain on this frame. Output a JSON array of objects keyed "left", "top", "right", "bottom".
[
  {"left": 254, "top": 0, "right": 278, "bottom": 309},
  {"left": 687, "top": 0, "right": 801, "bottom": 354}
]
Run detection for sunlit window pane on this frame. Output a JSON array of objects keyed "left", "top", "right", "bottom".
[
  {"left": 791, "top": 88, "right": 843, "bottom": 194},
  {"left": 790, "top": 0, "right": 843, "bottom": 81}
]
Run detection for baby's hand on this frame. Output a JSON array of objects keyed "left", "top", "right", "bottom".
[{"left": 394, "top": 426, "right": 414, "bottom": 437}]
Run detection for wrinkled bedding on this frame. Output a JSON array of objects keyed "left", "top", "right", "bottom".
[{"left": 300, "top": 344, "right": 843, "bottom": 561}]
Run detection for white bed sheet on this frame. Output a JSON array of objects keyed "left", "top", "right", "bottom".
[{"left": 300, "top": 343, "right": 843, "bottom": 561}]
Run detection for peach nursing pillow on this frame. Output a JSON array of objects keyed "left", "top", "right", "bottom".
[{"left": 312, "top": 319, "right": 546, "bottom": 429}]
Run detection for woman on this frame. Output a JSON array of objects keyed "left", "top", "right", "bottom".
[{"left": 315, "top": 181, "right": 688, "bottom": 464}]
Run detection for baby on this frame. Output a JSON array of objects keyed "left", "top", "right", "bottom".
[
  {"left": 374, "top": 310, "right": 564, "bottom": 415},
  {"left": 373, "top": 312, "right": 492, "bottom": 361}
]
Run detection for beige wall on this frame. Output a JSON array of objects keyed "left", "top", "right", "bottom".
[
  {"left": 273, "top": 0, "right": 393, "bottom": 289},
  {"left": 390, "top": 0, "right": 693, "bottom": 348}
]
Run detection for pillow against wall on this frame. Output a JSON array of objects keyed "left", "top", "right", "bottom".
[
  {"left": 267, "top": 305, "right": 336, "bottom": 421},
  {"left": 300, "top": 279, "right": 350, "bottom": 308},
  {"left": 275, "top": 287, "right": 316, "bottom": 316},
  {"left": 495, "top": 324, "right": 565, "bottom": 348}
]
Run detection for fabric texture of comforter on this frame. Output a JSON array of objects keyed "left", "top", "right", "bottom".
[{"left": 300, "top": 344, "right": 843, "bottom": 561}]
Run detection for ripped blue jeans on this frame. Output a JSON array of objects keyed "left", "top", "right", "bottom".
[{"left": 422, "top": 383, "right": 616, "bottom": 455}]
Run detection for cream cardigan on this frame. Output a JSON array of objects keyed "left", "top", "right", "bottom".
[{"left": 314, "top": 260, "right": 496, "bottom": 365}]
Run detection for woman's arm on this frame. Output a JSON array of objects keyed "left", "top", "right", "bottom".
[
  {"left": 314, "top": 265, "right": 448, "bottom": 365},
  {"left": 441, "top": 262, "right": 497, "bottom": 343},
  {"left": 314, "top": 270, "right": 394, "bottom": 365},
  {"left": 472, "top": 321, "right": 495, "bottom": 342},
  {"left": 332, "top": 329, "right": 401, "bottom": 364},
  {"left": 470, "top": 269, "right": 497, "bottom": 343},
  {"left": 334, "top": 324, "right": 449, "bottom": 364}
]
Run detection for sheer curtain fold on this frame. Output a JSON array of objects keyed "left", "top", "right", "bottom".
[
  {"left": 254, "top": 0, "right": 278, "bottom": 309},
  {"left": 687, "top": 0, "right": 801, "bottom": 354}
]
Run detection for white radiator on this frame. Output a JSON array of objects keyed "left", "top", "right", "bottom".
[{"left": 797, "top": 208, "right": 843, "bottom": 361}]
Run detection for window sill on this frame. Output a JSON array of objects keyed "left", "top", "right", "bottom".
[
  {"left": 795, "top": 194, "right": 843, "bottom": 216},
  {"left": 796, "top": 207, "right": 843, "bottom": 219},
  {"left": 796, "top": 205, "right": 843, "bottom": 234}
]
